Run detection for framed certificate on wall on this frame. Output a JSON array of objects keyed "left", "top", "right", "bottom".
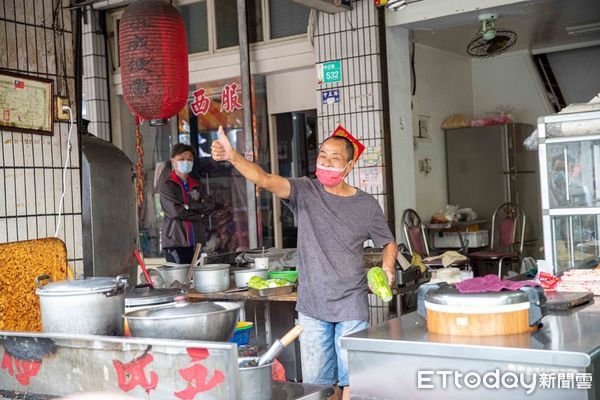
[{"left": 0, "top": 71, "right": 54, "bottom": 135}]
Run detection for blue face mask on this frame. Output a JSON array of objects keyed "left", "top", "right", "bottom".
[{"left": 176, "top": 160, "right": 193, "bottom": 174}]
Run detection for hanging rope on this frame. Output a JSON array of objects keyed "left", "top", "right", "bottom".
[{"left": 135, "top": 116, "right": 145, "bottom": 217}]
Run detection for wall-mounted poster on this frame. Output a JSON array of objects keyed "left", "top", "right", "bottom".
[{"left": 0, "top": 71, "right": 53, "bottom": 135}]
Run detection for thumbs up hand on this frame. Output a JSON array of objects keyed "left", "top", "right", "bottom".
[{"left": 212, "top": 125, "right": 233, "bottom": 162}]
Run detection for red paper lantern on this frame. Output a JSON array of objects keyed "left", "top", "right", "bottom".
[{"left": 119, "top": 0, "right": 189, "bottom": 126}]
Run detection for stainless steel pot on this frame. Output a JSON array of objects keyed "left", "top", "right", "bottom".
[
  {"left": 35, "top": 275, "right": 128, "bottom": 336},
  {"left": 125, "top": 301, "right": 240, "bottom": 341},
  {"left": 156, "top": 262, "right": 190, "bottom": 287},
  {"left": 193, "top": 264, "right": 230, "bottom": 293},
  {"left": 239, "top": 357, "right": 273, "bottom": 400}
]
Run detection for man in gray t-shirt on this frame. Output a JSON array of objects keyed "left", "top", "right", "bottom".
[
  {"left": 212, "top": 126, "right": 397, "bottom": 400},
  {"left": 284, "top": 177, "right": 396, "bottom": 322}
]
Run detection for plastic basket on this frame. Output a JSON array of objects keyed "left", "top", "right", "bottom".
[
  {"left": 268, "top": 270, "right": 298, "bottom": 283},
  {"left": 229, "top": 321, "right": 254, "bottom": 346}
]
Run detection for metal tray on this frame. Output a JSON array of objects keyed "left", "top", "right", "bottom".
[{"left": 249, "top": 285, "right": 294, "bottom": 297}]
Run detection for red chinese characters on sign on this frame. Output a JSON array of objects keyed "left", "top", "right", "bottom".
[
  {"left": 190, "top": 88, "right": 211, "bottom": 116},
  {"left": 1, "top": 353, "right": 42, "bottom": 386},
  {"left": 113, "top": 352, "right": 159, "bottom": 395},
  {"left": 220, "top": 83, "right": 242, "bottom": 113},
  {"left": 174, "top": 348, "right": 225, "bottom": 400}
]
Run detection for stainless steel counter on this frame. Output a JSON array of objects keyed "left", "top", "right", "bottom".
[
  {"left": 341, "top": 301, "right": 600, "bottom": 399},
  {"left": 0, "top": 331, "right": 331, "bottom": 400},
  {"left": 0, "top": 382, "right": 332, "bottom": 400},
  {"left": 272, "top": 382, "right": 333, "bottom": 399}
]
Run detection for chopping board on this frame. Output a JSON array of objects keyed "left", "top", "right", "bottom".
[{"left": 545, "top": 291, "right": 593, "bottom": 311}]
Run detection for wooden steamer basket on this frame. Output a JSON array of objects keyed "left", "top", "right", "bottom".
[{"left": 424, "top": 287, "right": 540, "bottom": 336}]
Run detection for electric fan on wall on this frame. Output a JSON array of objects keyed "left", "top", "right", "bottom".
[{"left": 466, "top": 14, "right": 518, "bottom": 58}]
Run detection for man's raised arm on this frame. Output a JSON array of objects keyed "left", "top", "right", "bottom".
[{"left": 211, "top": 126, "right": 291, "bottom": 199}]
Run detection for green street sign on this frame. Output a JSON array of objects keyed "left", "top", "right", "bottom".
[{"left": 317, "top": 60, "right": 342, "bottom": 84}]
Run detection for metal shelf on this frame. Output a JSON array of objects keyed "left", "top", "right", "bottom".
[
  {"left": 543, "top": 133, "right": 600, "bottom": 144},
  {"left": 538, "top": 110, "right": 600, "bottom": 125},
  {"left": 539, "top": 109, "right": 600, "bottom": 273}
]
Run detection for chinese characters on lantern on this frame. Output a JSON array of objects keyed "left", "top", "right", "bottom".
[{"left": 189, "top": 83, "right": 243, "bottom": 116}]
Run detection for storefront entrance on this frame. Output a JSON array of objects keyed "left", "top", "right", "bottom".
[{"left": 274, "top": 110, "right": 318, "bottom": 248}]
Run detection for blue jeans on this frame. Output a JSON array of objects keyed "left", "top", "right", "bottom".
[{"left": 298, "top": 312, "right": 368, "bottom": 387}]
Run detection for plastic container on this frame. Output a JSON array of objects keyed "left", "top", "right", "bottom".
[
  {"left": 268, "top": 270, "right": 298, "bottom": 283},
  {"left": 230, "top": 321, "right": 254, "bottom": 346}
]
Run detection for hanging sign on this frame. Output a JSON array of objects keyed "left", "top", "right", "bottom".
[
  {"left": 317, "top": 60, "right": 342, "bottom": 84},
  {"left": 322, "top": 89, "right": 341, "bottom": 105}
]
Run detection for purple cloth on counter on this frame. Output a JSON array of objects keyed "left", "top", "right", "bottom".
[{"left": 455, "top": 274, "right": 538, "bottom": 293}]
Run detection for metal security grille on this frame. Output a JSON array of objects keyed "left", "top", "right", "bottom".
[
  {"left": 314, "top": 2, "right": 395, "bottom": 324},
  {"left": 0, "top": 0, "right": 83, "bottom": 273},
  {"left": 82, "top": 7, "right": 111, "bottom": 141},
  {"left": 314, "top": 0, "right": 389, "bottom": 215}
]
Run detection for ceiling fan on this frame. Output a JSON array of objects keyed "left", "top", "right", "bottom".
[{"left": 467, "top": 14, "right": 518, "bottom": 58}]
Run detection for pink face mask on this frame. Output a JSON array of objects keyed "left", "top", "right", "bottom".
[{"left": 316, "top": 162, "right": 350, "bottom": 187}]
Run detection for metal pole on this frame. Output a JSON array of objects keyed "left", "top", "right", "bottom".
[
  {"left": 237, "top": 0, "right": 258, "bottom": 249},
  {"left": 377, "top": 7, "right": 396, "bottom": 237}
]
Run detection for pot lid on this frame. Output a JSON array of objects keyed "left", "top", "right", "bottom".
[
  {"left": 425, "top": 286, "right": 529, "bottom": 307},
  {"left": 36, "top": 277, "right": 125, "bottom": 295},
  {"left": 193, "top": 263, "right": 230, "bottom": 271},
  {"left": 125, "top": 285, "right": 187, "bottom": 307},
  {"left": 126, "top": 301, "right": 227, "bottom": 319}
]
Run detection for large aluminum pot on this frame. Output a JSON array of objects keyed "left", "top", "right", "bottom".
[
  {"left": 239, "top": 357, "right": 273, "bottom": 400},
  {"left": 156, "top": 262, "right": 190, "bottom": 287},
  {"left": 35, "top": 274, "right": 128, "bottom": 336},
  {"left": 193, "top": 264, "right": 230, "bottom": 293},
  {"left": 125, "top": 301, "right": 240, "bottom": 341}
]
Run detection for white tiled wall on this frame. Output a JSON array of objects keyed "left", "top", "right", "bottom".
[
  {"left": 82, "top": 8, "right": 111, "bottom": 141},
  {"left": 314, "top": 2, "right": 390, "bottom": 216},
  {"left": 0, "top": 0, "right": 83, "bottom": 273}
]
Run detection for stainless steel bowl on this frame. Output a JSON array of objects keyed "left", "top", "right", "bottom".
[{"left": 124, "top": 301, "right": 240, "bottom": 341}]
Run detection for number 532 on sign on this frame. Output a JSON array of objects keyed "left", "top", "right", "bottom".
[{"left": 317, "top": 61, "right": 342, "bottom": 84}]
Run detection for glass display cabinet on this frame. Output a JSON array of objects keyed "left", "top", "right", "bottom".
[{"left": 538, "top": 110, "right": 600, "bottom": 273}]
